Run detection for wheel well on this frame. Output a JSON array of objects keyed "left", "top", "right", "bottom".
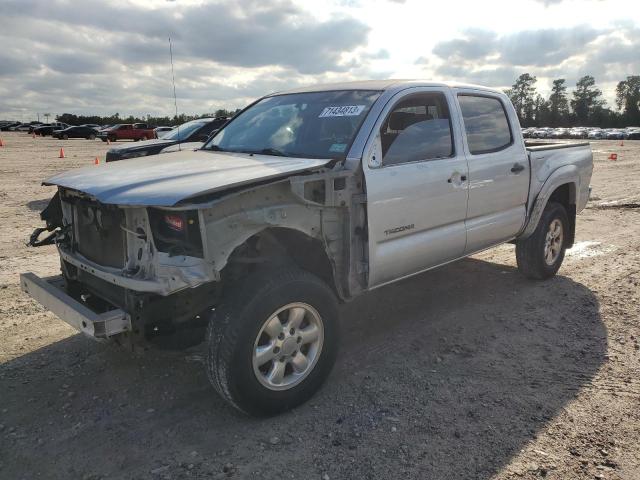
[
  {"left": 548, "top": 183, "right": 577, "bottom": 248},
  {"left": 221, "top": 227, "right": 340, "bottom": 299}
]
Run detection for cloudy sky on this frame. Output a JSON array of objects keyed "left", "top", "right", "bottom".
[{"left": 0, "top": 0, "right": 638, "bottom": 120}]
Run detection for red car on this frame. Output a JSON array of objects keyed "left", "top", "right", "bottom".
[{"left": 98, "top": 123, "right": 156, "bottom": 142}]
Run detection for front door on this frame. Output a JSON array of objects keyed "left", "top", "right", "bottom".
[{"left": 364, "top": 88, "right": 469, "bottom": 288}]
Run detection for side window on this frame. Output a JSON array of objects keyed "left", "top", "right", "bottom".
[
  {"left": 458, "top": 95, "right": 512, "bottom": 154},
  {"left": 380, "top": 92, "right": 454, "bottom": 166}
]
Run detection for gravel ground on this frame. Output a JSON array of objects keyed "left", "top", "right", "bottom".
[{"left": 0, "top": 132, "right": 639, "bottom": 479}]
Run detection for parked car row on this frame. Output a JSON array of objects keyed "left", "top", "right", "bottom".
[{"left": 522, "top": 126, "right": 640, "bottom": 140}]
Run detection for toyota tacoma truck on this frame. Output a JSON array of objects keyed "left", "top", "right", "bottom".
[
  {"left": 98, "top": 123, "right": 156, "bottom": 142},
  {"left": 21, "top": 80, "right": 593, "bottom": 416}
]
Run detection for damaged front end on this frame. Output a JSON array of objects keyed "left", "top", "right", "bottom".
[
  {"left": 27, "top": 191, "right": 64, "bottom": 247},
  {"left": 22, "top": 188, "right": 220, "bottom": 347}
]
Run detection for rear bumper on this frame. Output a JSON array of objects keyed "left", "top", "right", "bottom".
[{"left": 20, "top": 272, "right": 130, "bottom": 340}]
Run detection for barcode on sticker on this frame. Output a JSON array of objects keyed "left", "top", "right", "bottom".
[{"left": 319, "top": 105, "right": 365, "bottom": 117}]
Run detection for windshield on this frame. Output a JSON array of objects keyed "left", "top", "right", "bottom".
[
  {"left": 205, "top": 90, "right": 381, "bottom": 158},
  {"left": 162, "top": 120, "right": 208, "bottom": 141}
]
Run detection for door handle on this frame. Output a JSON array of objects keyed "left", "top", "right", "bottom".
[
  {"left": 511, "top": 163, "right": 525, "bottom": 173},
  {"left": 447, "top": 174, "right": 467, "bottom": 183}
]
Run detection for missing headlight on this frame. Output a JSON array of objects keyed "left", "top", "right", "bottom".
[{"left": 148, "top": 208, "right": 203, "bottom": 258}]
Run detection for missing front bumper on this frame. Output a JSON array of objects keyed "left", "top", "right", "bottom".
[{"left": 20, "top": 272, "right": 130, "bottom": 339}]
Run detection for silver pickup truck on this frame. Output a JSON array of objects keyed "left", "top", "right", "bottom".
[{"left": 21, "top": 80, "right": 593, "bottom": 415}]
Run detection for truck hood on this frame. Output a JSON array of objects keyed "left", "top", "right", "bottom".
[{"left": 44, "top": 149, "right": 331, "bottom": 207}]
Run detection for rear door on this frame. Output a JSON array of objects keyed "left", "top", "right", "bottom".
[
  {"left": 363, "top": 87, "right": 469, "bottom": 287},
  {"left": 454, "top": 91, "right": 529, "bottom": 253}
]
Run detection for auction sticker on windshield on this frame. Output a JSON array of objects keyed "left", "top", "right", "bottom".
[{"left": 319, "top": 105, "right": 366, "bottom": 117}]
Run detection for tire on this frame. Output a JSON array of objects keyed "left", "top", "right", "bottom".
[
  {"left": 141, "top": 135, "right": 148, "bottom": 141},
  {"left": 88, "top": 134, "right": 96, "bottom": 140},
  {"left": 206, "top": 267, "right": 339, "bottom": 416},
  {"left": 109, "top": 136, "right": 116, "bottom": 142},
  {"left": 62, "top": 134, "right": 68, "bottom": 140},
  {"left": 516, "top": 202, "right": 569, "bottom": 280}
]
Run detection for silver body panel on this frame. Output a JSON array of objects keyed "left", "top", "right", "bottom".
[
  {"left": 44, "top": 149, "right": 331, "bottom": 207},
  {"left": 19, "top": 273, "right": 130, "bottom": 339},
  {"left": 362, "top": 86, "right": 469, "bottom": 287}
]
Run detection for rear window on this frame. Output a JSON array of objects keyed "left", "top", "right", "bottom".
[{"left": 458, "top": 95, "right": 512, "bottom": 154}]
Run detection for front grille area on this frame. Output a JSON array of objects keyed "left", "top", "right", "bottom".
[{"left": 74, "top": 200, "right": 126, "bottom": 268}]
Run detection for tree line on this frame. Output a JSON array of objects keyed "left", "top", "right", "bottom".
[
  {"left": 505, "top": 74, "right": 640, "bottom": 128},
  {"left": 55, "top": 109, "right": 240, "bottom": 127}
]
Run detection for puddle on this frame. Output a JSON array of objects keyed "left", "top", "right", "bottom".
[{"left": 566, "top": 241, "right": 616, "bottom": 259}]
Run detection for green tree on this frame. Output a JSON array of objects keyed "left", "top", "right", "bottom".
[
  {"left": 505, "top": 73, "right": 538, "bottom": 125},
  {"left": 615, "top": 75, "right": 640, "bottom": 126},
  {"left": 548, "top": 79, "right": 569, "bottom": 126},
  {"left": 533, "top": 94, "right": 550, "bottom": 126},
  {"left": 570, "top": 75, "right": 605, "bottom": 125}
]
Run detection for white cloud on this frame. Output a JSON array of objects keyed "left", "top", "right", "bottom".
[{"left": 0, "top": 0, "right": 638, "bottom": 120}]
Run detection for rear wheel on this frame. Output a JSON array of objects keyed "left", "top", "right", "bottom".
[
  {"left": 141, "top": 135, "right": 148, "bottom": 141},
  {"left": 206, "top": 267, "right": 339, "bottom": 416},
  {"left": 516, "top": 202, "right": 568, "bottom": 280},
  {"left": 88, "top": 134, "right": 96, "bottom": 140},
  {"left": 62, "top": 134, "right": 68, "bottom": 140}
]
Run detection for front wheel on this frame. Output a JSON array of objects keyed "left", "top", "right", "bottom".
[
  {"left": 88, "top": 134, "right": 96, "bottom": 140},
  {"left": 516, "top": 202, "right": 568, "bottom": 280},
  {"left": 62, "top": 134, "right": 68, "bottom": 140},
  {"left": 206, "top": 267, "right": 339, "bottom": 416}
]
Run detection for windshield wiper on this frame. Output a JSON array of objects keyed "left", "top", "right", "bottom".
[
  {"left": 208, "top": 145, "right": 227, "bottom": 152},
  {"left": 253, "top": 148, "right": 290, "bottom": 157}
]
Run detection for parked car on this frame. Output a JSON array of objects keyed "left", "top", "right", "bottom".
[
  {"left": 588, "top": 129, "right": 605, "bottom": 140},
  {"left": 105, "top": 117, "right": 227, "bottom": 162},
  {"left": 154, "top": 126, "right": 174, "bottom": 138},
  {"left": 33, "top": 122, "right": 70, "bottom": 136},
  {"left": 605, "top": 129, "right": 625, "bottom": 140},
  {"left": 22, "top": 80, "right": 593, "bottom": 416},
  {"left": 627, "top": 130, "right": 640, "bottom": 140},
  {"left": 0, "top": 121, "right": 21, "bottom": 131},
  {"left": 52, "top": 125, "right": 100, "bottom": 140},
  {"left": 550, "top": 128, "right": 569, "bottom": 139},
  {"left": 98, "top": 123, "right": 156, "bottom": 142},
  {"left": 569, "top": 128, "right": 588, "bottom": 139}
]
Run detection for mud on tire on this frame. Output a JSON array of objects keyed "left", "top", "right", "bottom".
[
  {"left": 206, "top": 267, "right": 339, "bottom": 416},
  {"left": 516, "top": 201, "right": 569, "bottom": 280}
]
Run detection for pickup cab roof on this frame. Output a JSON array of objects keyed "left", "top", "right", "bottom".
[{"left": 271, "top": 79, "right": 503, "bottom": 96}]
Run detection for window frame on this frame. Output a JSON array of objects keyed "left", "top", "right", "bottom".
[
  {"left": 378, "top": 91, "right": 456, "bottom": 168},
  {"left": 456, "top": 93, "right": 514, "bottom": 155}
]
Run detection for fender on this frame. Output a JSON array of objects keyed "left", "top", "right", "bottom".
[{"left": 518, "top": 164, "right": 578, "bottom": 240}]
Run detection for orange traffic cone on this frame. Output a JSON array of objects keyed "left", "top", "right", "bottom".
[
  {"left": 0, "top": 138, "right": 4, "bottom": 147},
  {"left": 608, "top": 153, "right": 617, "bottom": 161},
  {"left": 59, "top": 148, "right": 65, "bottom": 158},
  {"left": 94, "top": 156, "right": 100, "bottom": 165}
]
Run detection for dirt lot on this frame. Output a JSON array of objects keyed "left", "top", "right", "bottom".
[{"left": 0, "top": 132, "right": 638, "bottom": 479}]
